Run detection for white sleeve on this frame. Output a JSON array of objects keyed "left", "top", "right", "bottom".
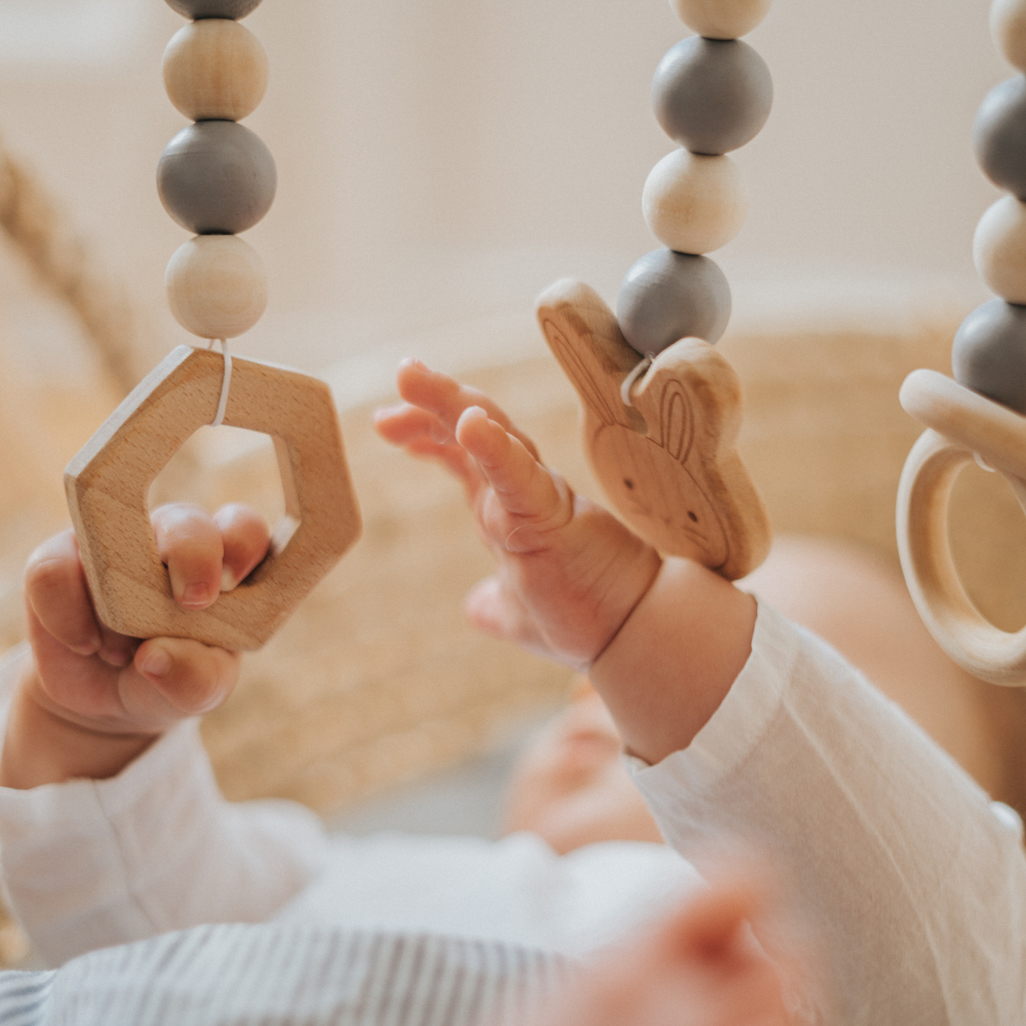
[
  {"left": 627, "top": 601, "right": 1026, "bottom": 1026},
  {"left": 0, "top": 648, "right": 328, "bottom": 967}
]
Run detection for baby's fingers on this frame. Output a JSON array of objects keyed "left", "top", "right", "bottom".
[
  {"left": 374, "top": 403, "right": 481, "bottom": 493},
  {"left": 152, "top": 504, "right": 224, "bottom": 610},
  {"left": 134, "top": 637, "right": 240, "bottom": 718},
  {"left": 213, "top": 504, "right": 271, "bottom": 591},
  {"left": 456, "top": 407, "right": 572, "bottom": 545},
  {"left": 24, "top": 530, "right": 101, "bottom": 657},
  {"left": 395, "top": 360, "right": 541, "bottom": 461}
]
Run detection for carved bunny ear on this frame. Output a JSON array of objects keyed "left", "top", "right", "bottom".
[
  {"left": 648, "top": 376, "right": 694, "bottom": 463},
  {"left": 536, "top": 279, "right": 771, "bottom": 580},
  {"left": 536, "top": 279, "right": 642, "bottom": 431}
]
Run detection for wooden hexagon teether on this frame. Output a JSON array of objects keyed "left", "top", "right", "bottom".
[
  {"left": 65, "top": 345, "right": 361, "bottom": 651},
  {"left": 537, "top": 278, "right": 770, "bottom": 580}
]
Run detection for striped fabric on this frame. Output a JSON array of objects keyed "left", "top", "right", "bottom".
[{"left": 0, "top": 925, "right": 576, "bottom": 1026}]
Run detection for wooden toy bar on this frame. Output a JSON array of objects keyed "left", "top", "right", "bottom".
[{"left": 897, "top": 0, "right": 1026, "bottom": 685}]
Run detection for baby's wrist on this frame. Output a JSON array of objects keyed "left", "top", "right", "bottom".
[
  {"left": 589, "top": 557, "right": 757, "bottom": 765},
  {"left": 0, "top": 665, "right": 156, "bottom": 789}
]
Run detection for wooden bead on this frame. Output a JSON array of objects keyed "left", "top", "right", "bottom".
[
  {"left": 617, "top": 248, "right": 731, "bottom": 354},
  {"left": 163, "top": 19, "right": 268, "bottom": 122},
  {"left": 992, "top": 0, "right": 1026, "bottom": 71},
  {"left": 652, "top": 37, "right": 773, "bottom": 155},
  {"left": 165, "top": 235, "right": 268, "bottom": 339},
  {"left": 158, "top": 121, "right": 276, "bottom": 235},
  {"left": 165, "top": 0, "right": 262, "bottom": 19},
  {"left": 643, "top": 150, "right": 748, "bottom": 254},
  {"left": 669, "top": 0, "right": 772, "bottom": 39},
  {"left": 952, "top": 298, "right": 1026, "bottom": 413},
  {"left": 974, "top": 195, "right": 1026, "bottom": 304},
  {"left": 973, "top": 76, "right": 1026, "bottom": 199}
]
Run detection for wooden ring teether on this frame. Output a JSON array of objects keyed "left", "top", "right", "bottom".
[
  {"left": 898, "top": 370, "right": 1026, "bottom": 685},
  {"left": 898, "top": 0, "right": 1026, "bottom": 682}
]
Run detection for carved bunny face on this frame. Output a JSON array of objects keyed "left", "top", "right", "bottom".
[
  {"left": 588, "top": 399, "right": 729, "bottom": 567},
  {"left": 537, "top": 278, "right": 770, "bottom": 581}
]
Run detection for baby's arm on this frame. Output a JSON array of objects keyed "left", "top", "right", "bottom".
[
  {"left": 0, "top": 505, "right": 326, "bottom": 965},
  {"left": 375, "top": 359, "right": 756, "bottom": 764},
  {"left": 380, "top": 362, "right": 1026, "bottom": 1023}
]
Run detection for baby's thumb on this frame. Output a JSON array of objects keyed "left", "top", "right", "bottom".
[{"left": 136, "top": 637, "right": 240, "bottom": 716}]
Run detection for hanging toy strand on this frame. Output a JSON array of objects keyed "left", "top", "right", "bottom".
[
  {"left": 897, "top": 0, "right": 1026, "bottom": 686},
  {"left": 535, "top": 0, "right": 772, "bottom": 580},
  {"left": 619, "top": 0, "right": 773, "bottom": 358},
  {"left": 63, "top": 0, "right": 361, "bottom": 652}
]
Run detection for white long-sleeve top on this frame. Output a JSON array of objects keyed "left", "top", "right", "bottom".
[
  {"left": 630, "top": 603, "right": 1026, "bottom": 1025},
  {"left": 0, "top": 654, "right": 700, "bottom": 967},
  {"left": 0, "top": 601, "right": 1023, "bottom": 1024}
]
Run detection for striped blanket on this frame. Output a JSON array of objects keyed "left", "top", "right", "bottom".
[{"left": 0, "top": 924, "right": 575, "bottom": 1025}]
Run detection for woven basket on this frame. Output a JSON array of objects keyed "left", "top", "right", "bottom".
[{"left": 187, "top": 313, "right": 1026, "bottom": 812}]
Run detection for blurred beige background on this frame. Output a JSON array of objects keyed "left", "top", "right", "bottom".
[{"left": 0, "top": 0, "right": 1010, "bottom": 383}]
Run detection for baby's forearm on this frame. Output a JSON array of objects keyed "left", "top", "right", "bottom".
[
  {"left": 590, "top": 558, "right": 756, "bottom": 766},
  {"left": 0, "top": 664, "right": 155, "bottom": 789}
]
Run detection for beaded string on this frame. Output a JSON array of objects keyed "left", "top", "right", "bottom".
[
  {"left": 617, "top": 0, "right": 773, "bottom": 387},
  {"left": 158, "top": 0, "right": 274, "bottom": 426},
  {"left": 620, "top": 354, "right": 654, "bottom": 408},
  {"left": 207, "top": 338, "right": 233, "bottom": 427},
  {"left": 949, "top": 0, "right": 1026, "bottom": 419}
]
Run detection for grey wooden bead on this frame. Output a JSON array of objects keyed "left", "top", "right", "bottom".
[
  {"left": 952, "top": 298, "right": 1026, "bottom": 413},
  {"left": 652, "top": 37, "right": 772, "bottom": 155},
  {"left": 617, "top": 248, "right": 731, "bottom": 355},
  {"left": 973, "top": 76, "right": 1026, "bottom": 199},
  {"left": 158, "top": 121, "right": 276, "bottom": 235},
  {"left": 165, "top": 0, "right": 262, "bottom": 19}
]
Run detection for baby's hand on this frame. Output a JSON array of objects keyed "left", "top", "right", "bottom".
[
  {"left": 538, "top": 860, "right": 803, "bottom": 1026},
  {"left": 0, "top": 503, "right": 269, "bottom": 789},
  {"left": 375, "top": 360, "right": 661, "bottom": 669}
]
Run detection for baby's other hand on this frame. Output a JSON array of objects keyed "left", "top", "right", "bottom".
[
  {"left": 539, "top": 860, "right": 805, "bottom": 1026},
  {"left": 1, "top": 503, "right": 269, "bottom": 788},
  {"left": 374, "top": 360, "right": 661, "bottom": 669}
]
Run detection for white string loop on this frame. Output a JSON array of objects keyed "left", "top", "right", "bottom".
[
  {"left": 620, "top": 353, "right": 654, "bottom": 409},
  {"left": 207, "top": 338, "right": 232, "bottom": 428}
]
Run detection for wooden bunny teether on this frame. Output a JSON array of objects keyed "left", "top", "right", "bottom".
[{"left": 538, "top": 279, "right": 769, "bottom": 581}]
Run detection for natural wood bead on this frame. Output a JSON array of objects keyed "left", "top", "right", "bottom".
[
  {"left": 643, "top": 149, "right": 747, "bottom": 254},
  {"left": 669, "top": 0, "right": 772, "bottom": 39},
  {"left": 163, "top": 19, "right": 268, "bottom": 123},
  {"left": 992, "top": 0, "right": 1026, "bottom": 71},
  {"left": 166, "top": 235, "right": 267, "bottom": 339},
  {"left": 974, "top": 195, "right": 1026, "bottom": 304}
]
